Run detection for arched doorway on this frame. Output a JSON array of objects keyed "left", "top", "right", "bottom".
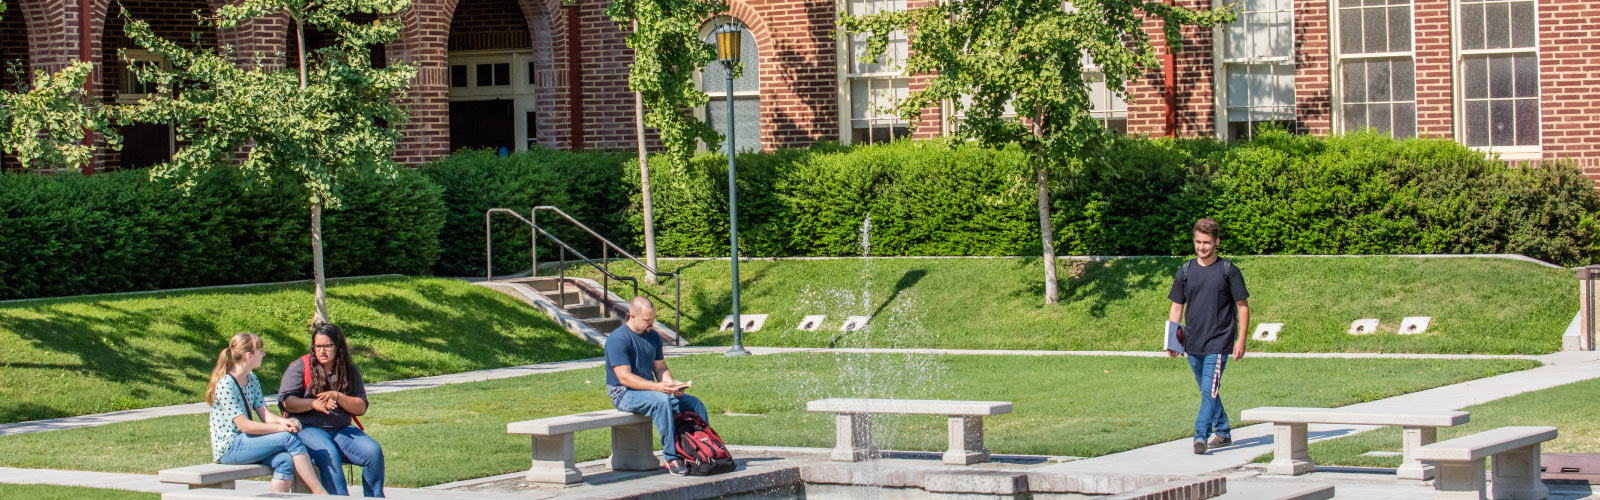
[
  {"left": 447, "top": 0, "right": 538, "bottom": 153},
  {"left": 100, "top": 0, "right": 216, "bottom": 170}
]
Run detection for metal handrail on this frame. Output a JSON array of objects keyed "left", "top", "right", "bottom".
[
  {"left": 531, "top": 206, "right": 682, "bottom": 338},
  {"left": 485, "top": 209, "right": 639, "bottom": 320}
]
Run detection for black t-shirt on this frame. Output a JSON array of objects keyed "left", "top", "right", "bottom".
[
  {"left": 277, "top": 357, "right": 368, "bottom": 430},
  {"left": 1168, "top": 258, "right": 1250, "bottom": 355}
]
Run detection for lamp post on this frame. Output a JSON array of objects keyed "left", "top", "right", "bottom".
[{"left": 714, "top": 22, "right": 750, "bottom": 357}]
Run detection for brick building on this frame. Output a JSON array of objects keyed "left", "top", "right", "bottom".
[{"left": 1, "top": 0, "right": 1597, "bottom": 174}]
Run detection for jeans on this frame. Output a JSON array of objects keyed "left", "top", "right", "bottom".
[
  {"left": 614, "top": 390, "right": 708, "bottom": 462},
  {"left": 298, "top": 426, "right": 385, "bottom": 497},
  {"left": 217, "top": 431, "right": 307, "bottom": 480},
  {"left": 1187, "top": 353, "right": 1231, "bottom": 441}
]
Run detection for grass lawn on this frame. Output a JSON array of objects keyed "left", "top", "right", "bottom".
[
  {"left": 1257, "top": 376, "right": 1600, "bottom": 468},
  {"left": 0, "top": 353, "right": 1536, "bottom": 487},
  {"left": 0, "top": 276, "right": 601, "bottom": 424},
  {"left": 563, "top": 256, "right": 1574, "bottom": 355},
  {"left": 0, "top": 484, "right": 157, "bottom": 500}
]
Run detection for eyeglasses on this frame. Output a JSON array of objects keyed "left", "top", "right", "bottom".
[{"left": 313, "top": 343, "right": 337, "bottom": 351}]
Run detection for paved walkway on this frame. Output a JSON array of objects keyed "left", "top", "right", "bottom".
[
  {"left": 1039, "top": 349, "right": 1600, "bottom": 476},
  {"left": 0, "top": 347, "right": 1549, "bottom": 437}
]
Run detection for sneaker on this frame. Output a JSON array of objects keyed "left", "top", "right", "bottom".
[
  {"left": 1193, "top": 439, "right": 1208, "bottom": 455},
  {"left": 1208, "top": 435, "right": 1232, "bottom": 448},
  {"left": 666, "top": 459, "right": 689, "bottom": 476}
]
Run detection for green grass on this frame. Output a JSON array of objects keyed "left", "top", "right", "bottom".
[
  {"left": 0, "top": 276, "right": 601, "bottom": 424},
  {"left": 0, "top": 484, "right": 157, "bottom": 500},
  {"left": 0, "top": 353, "right": 1536, "bottom": 487},
  {"left": 564, "top": 256, "right": 1574, "bottom": 354},
  {"left": 1257, "top": 376, "right": 1600, "bottom": 468}
]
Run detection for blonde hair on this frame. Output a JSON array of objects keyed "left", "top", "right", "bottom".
[{"left": 205, "top": 332, "right": 263, "bottom": 405}]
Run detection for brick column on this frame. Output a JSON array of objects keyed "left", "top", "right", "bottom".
[{"left": 393, "top": 0, "right": 455, "bottom": 165}]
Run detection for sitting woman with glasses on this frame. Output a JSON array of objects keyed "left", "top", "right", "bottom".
[{"left": 277, "top": 323, "right": 385, "bottom": 497}]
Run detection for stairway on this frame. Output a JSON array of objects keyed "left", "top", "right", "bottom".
[{"left": 506, "top": 276, "right": 624, "bottom": 333}]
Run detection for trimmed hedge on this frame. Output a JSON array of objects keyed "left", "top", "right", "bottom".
[{"left": 0, "top": 168, "right": 443, "bottom": 300}]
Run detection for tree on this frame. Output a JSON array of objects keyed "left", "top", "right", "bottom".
[
  {"left": 117, "top": 0, "right": 416, "bottom": 324},
  {"left": 607, "top": 0, "right": 727, "bottom": 281},
  {"left": 842, "top": 0, "right": 1231, "bottom": 304},
  {"left": 0, "top": 1, "right": 118, "bottom": 171}
]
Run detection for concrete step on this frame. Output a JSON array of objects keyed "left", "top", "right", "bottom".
[
  {"left": 584, "top": 317, "right": 623, "bottom": 333},
  {"left": 539, "top": 289, "right": 585, "bottom": 306},
  {"left": 1211, "top": 481, "right": 1334, "bottom": 500},
  {"left": 507, "top": 276, "right": 564, "bottom": 292},
  {"left": 564, "top": 303, "right": 602, "bottom": 319}
]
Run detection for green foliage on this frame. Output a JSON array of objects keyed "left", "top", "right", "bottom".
[
  {"left": 420, "top": 148, "right": 633, "bottom": 277},
  {"left": 0, "top": 61, "right": 119, "bottom": 170},
  {"left": 606, "top": 0, "right": 727, "bottom": 160},
  {"left": 0, "top": 168, "right": 443, "bottom": 300}
]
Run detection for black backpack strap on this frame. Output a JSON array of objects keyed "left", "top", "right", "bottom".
[{"left": 233, "top": 376, "right": 257, "bottom": 423}]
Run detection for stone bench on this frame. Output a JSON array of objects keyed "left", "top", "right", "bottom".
[
  {"left": 507, "top": 409, "right": 657, "bottom": 485},
  {"left": 806, "top": 398, "right": 1012, "bottom": 465},
  {"left": 157, "top": 463, "right": 312, "bottom": 492},
  {"left": 1413, "top": 426, "right": 1557, "bottom": 500},
  {"left": 1241, "top": 406, "right": 1469, "bottom": 479}
]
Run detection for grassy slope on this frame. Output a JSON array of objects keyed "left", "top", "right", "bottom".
[
  {"left": 0, "top": 353, "right": 1536, "bottom": 487},
  {"left": 1259, "top": 376, "right": 1600, "bottom": 467},
  {"left": 0, "top": 276, "right": 601, "bottom": 424},
  {"left": 566, "top": 256, "right": 1573, "bottom": 354}
]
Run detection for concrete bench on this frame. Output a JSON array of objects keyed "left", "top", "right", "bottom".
[
  {"left": 1414, "top": 426, "right": 1557, "bottom": 500},
  {"left": 157, "top": 463, "right": 312, "bottom": 492},
  {"left": 507, "top": 409, "right": 657, "bottom": 485},
  {"left": 806, "top": 398, "right": 1012, "bottom": 465},
  {"left": 1241, "top": 407, "right": 1469, "bottom": 479}
]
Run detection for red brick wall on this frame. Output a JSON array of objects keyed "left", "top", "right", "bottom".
[
  {"left": 1538, "top": 0, "right": 1600, "bottom": 177},
  {"left": 450, "top": 0, "right": 531, "bottom": 51},
  {"left": 1294, "top": 0, "right": 1332, "bottom": 135},
  {"left": 1414, "top": 0, "right": 1453, "bottom": 138},
  {"left": 1127, "top": 0, "right": 1217, "bottom": 138}
]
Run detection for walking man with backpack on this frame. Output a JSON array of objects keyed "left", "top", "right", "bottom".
[
  {"left": 1166, "top": 218, "right": 1251, "bottom": 455},
  {"left": 605, "top": 296, "right": 713, "bottom": 476}
]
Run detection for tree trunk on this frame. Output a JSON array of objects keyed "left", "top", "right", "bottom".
[
  {"left": 312, "top": 201, "right": 329, "bottom": 324},
  {"left": 296, "top": 19, "right": 308, "bottom": 88},
  {"left": 1033, "top": 112, "right": 1058, "bottom": 305},
  {"left": 632, "top": 19, "right": 659, "bottom": 284}
]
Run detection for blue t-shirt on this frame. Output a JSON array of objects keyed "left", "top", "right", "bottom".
[{"left": 604, "top": 325, "right": 663, "bottom": 387}]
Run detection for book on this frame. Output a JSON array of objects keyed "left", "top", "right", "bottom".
[{"left": 1164, "top": 320, "right": 1186, "bottom": 354}]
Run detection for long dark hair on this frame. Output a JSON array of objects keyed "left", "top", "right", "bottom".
[{"left": 307, "top": 322, "right": 354, "bottom": 394}]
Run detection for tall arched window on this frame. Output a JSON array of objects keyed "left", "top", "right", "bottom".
[{"left": 698, "top": 17, "right": 761, "bottom": 152}]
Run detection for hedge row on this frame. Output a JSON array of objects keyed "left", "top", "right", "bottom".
[{"left": 0, "top": 168, "right": 443, "bottom": 300}]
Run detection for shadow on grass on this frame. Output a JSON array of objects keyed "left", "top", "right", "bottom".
[
  {"left": 828, "top": 268, "right": 927, "bottom": 348},
  {"left": 1010, "top": 257, "right": 1181, "bottom": 317}
]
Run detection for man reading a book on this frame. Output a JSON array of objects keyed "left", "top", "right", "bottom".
[
  {"left": 1166, "top": 218, "right": 1250, "bottom": 455},
  {"left": 605, "top": 296, "right": 709, "bottom": 476}
]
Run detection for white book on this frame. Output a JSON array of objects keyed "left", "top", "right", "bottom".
[{"left": 1164, "top": 320, "right": 1186, "bottom": 354}]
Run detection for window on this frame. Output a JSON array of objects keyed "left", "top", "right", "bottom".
[
  {"left": 1336, "top": 0, "right": 1415, "bottom": 138},
  {"left": 1087, "top": 71, "right": 1129, "bottom": 133},
  {"left": 840, "top": 0, "right": 910, "bottom": 144},
  {"left": 1216, "top": 0, "right": 1295, "bottom": 140},
  {"left": 118, "top": 50, "right": 167, "bottom": 103},
  {"left": 698, "top": 18, "right": 761, "bottom": 153},
  {"left": 447, "top": 51, "right": 539, "bottom": 152},
  {"left": 1458, "top": 0, "right": 1538, "bottom": 153}
]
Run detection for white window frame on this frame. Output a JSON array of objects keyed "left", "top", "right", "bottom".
[
  {"left": 1212, "top": 0, "right": 1297, "bottom": 141},
  {"left": 1331, "top": 0, "right": 1418, "bottom": 138},
  {"left": 1085, "top": 67, "right": 1129, "bottom": 133},
  {"left": 837, "top": 0, "right": 911, "bottom": 145},
  {"left": 447, "top": 50, "right": 539, "bottom": 151},
  {"left": 117, "top": 49, "right": 177, "bottom": 158},
  {"left": 1451, "top": 0, "right": 1540, "bottom": 159},
  {"left": 694, "top": 16, "right": 761, "bottom": 153}
]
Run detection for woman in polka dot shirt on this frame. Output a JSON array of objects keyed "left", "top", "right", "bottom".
[{"left": 205, "top": 332, "right": 327, "bottom": 494}]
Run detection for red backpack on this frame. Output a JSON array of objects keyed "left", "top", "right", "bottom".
[
  {"left": 672, "top": 410, "right": 735, "bottom": 475},
  {"left": 295, "top": 355, "right": 363, "bottom": 430}
]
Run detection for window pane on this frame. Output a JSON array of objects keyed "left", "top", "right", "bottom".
[
  {"left": 1464, "top": 57, "right": 1488, "bottom": 99},
  {"left": 1367, "top": 59, "right": 1391, "bottom": 102},
  {"left": 1393, "top": 59, "right": 1415, "bottom": 101},
  {"left": 1514, "top": 54, "right": 1538, "bottom": 98},
  {"left": 494, "top": 63, "right": 510, "bottom": 86},
  {"left": 476, "top": 64, "right": 492, "bottom": 87},
  {"left": 1485, "top": 2, "right": 1510, "bottom": 49},
  {"left": 1511, "top": 2, "right": 1534, "bottom": 48},
  {"left": 1246, "top": 0, "right": 1269, "bottom": 13},
  {"left": 1249, "top": 65, "right": 1272, "bottom": 108},
  {"left": 451, "top": 65, "right": 468, "bottom": 88},
  {"left": 706, "top": 97, "right": 762, "bottom": 152},
  {"left": 703, "top": 25, "right": 759, "bottom": 92},
  {"left": 527, "top": 62, "right": 536, "bottom": 85},
  {"left": 1370, "top": 102, "right": 1392, "bottom": 135},
  {"left": 1465, "top": 100, "right": 1489, "bottom": 146},
  {"left": 1490, "top": 99, "right": 1514, "bottom": 146},
  {"left": 1388, "top": 6, "right": 1411, "bottom": 52},
  {"left": 1340, "top": 0, "right": 1358, "bottom": 7},
  {"left": 1363, "top": 7, "right": 1387, "bottom": 53},
  {"left": 1489, "top": 55, "right": 1513, "bottom": 98},
  {"left": 1344, "top": 103, "right": 1367, "bottom": 132},
  {"left": 1227, "top": 22, "right": 1248, "bottom": 60},
  {"left": 1227, "top": 67, "right": 1250, "bottom": 108},
  {"left": 1340, "top": 10, "right": 1364, "bottom": 54},
  {"left": 850, "top": 78, "right": 909, "bottom": 121},
  {"left": 1460, "top": 3, "right": 1484, "bottom": 50},
  {"left": 1273, "top": 63, "right": 1296, "bottom": 111},
  {"left": 1393, "top": 102, "right": 1415, "bottom": 138},
  {"left": 1269, "top": 11, "right": 1291, "bottom": 58},
  {"left": 526, "top": 111, "right": 538, "bottom": 144},
  {"left": 1515, "top": 98, "right": 1539, "bottom": 146},
  {"left": 1342, "top": 62, "right": 1367, "bottom": 102}
]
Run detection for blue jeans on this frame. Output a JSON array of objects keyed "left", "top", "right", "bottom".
[
  {"left": 298, "top": 426, "right": 385, "bottom": 497},
  {"left": 615, "top": 390, "right": 708, "bottom": 462},
  {"left": 1187, "top": 353, "right": 1231, "bottom": 440},
  {"left": 217, "top": 431, "right": 307, "bottom": 480}
]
